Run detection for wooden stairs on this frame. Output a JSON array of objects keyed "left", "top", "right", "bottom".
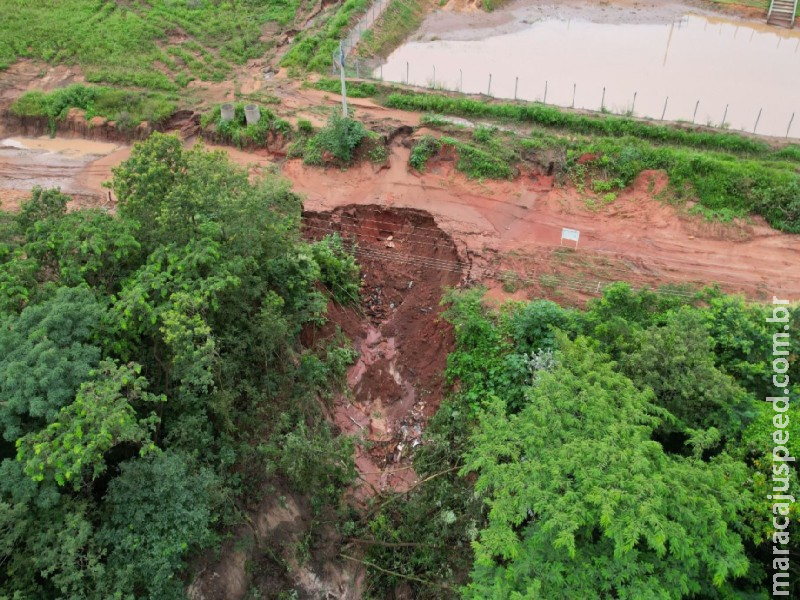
[{"left": 768, "top": 0, "right": 797, "bottom": 28}]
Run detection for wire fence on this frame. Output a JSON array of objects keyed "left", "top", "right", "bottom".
[
  {"left": 334, "top": 2, "right": 798, "bottom": 139},
  {"left": 337, "top": 0, "right": 393, "bottom": 61}
]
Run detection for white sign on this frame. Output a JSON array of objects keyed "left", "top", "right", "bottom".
[{"left": 561, "top": 227, "right": 580, "bottom": 247}]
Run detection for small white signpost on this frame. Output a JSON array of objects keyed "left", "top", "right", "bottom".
[{"left": 560, "top": 227, "right": 580, "bottom": 248}]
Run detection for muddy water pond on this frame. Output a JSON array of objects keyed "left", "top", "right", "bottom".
[{"left": 376, "top": 6, "right": 800, "bottom": 138}]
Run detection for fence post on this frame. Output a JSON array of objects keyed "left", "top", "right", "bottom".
[
  {"left": 514, "top": 76, "right": 518, "bottom": 100},
  {"left": 544, "top": 80, "right": 548, "bottom": 104},
  {"left": 692, "top": 100, "right": 699, "bottom": 124},
  {"left": 572, "top": 83, "right": 576, "bottom": 108},
  {"left": 488, "top": 73, "right": 492, "bottom": 96},
  {"left": 754, "top": 107, "right": 762, "bottom": 133},
  {"left": 600, "top": 86, "right": 605, "bottom": 112},
  {"left": 406, "top": 61, "right": 409, "bottom": 85},
  {"left": 787, "top": 112, "right": 795, "bottom": 138},
  {"left": 631, "top": 91, "right": 637, "bottom": 114},
  {"left": 432, "top": 65, "right": 436, "bottom": 88},
  {"left": 722, "top": 104, "right": 728, "bottom": 128},
  {"left": 380, "top": 63, "right": 383, "bottom": 81},
  {"left": 661, "top": 96, "right": 669, "bottom": 120}
]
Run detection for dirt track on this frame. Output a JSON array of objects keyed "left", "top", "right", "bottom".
[{"left": 3, "top": 86, "right": 799, "bottom": 302}]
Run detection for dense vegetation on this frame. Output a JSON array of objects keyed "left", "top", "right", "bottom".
[
  {"left": 362, "top": 285, "right": 799, "bottom": 598},
  {"left": 0, "top": 0, "right": 304, "bottom": 87},
  {"left": 0, "top": 134, "right": 361, "bottom": 598}
]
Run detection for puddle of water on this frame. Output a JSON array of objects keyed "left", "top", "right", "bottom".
[{"left": 377, "top": 13, "right": 800, "bottom": 138}]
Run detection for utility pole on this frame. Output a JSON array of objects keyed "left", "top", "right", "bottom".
[{"left": 339, "top": 42, "right": 348, "bottom": 118}]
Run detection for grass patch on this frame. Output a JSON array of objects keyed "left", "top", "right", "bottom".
[
  {"left": 705, "top": 0, "right": 768, "bottom": 9},
  {"left": 410, "top": 127, "right": 516, "bottom": 179},
  {"left": 409, "top": 135, "right": 442, "bottom": 171},
  {"left": 310, "top": 78, "right": 379, "bottom": 98},
  {"left": 419, "top": 113, "right": 463, "bottom": 128},
  {"left": 444, "top": 142, "right": 514, "bottom": 180},
  {"left": 567, "top": 137, "right": 800, "bottom": 232},
  {"left": 0, "top": 0, "right": 304, "bottom": 90},
  {"left": 200, "top": 103, "right": 292, "bottom": 149},
  {"left": 480, "top": 0, "right": 512, "bottom": 10},
  {"left": 414, "top": 113, "right": 800, "bottom": 231},
  {"left": 355, "top": 0, "right": 431, "bottom": 57},
  {"left": 281, "top": 0, "right": 371, "bottom": 73},
  {"left": 383, "top": 92, "right": 800, "bottom": 160},
  {"left": 10, "top": 84, "right": 177, "bottom": 133}
]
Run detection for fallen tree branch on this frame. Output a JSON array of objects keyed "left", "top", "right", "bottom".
[
  {"left": 344, "top": 537, "right": 441, "bottom": 549},
  {"left": 340, "top": 553, "right": 456, "bottom": 592}
]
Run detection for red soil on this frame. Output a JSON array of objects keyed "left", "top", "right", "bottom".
[
  {"left": 303, "top": 206, "right": 461, "bottom": 500},
  {"left": 288, "top": 139, "right": 800, "bottom": 303}
]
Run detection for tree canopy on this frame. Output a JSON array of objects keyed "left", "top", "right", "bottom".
[
  {"left": 0, "top": 134, "right": 360, "bottom": 598},
  {"left": 363, "top": 283, "right": 798, "bottom": 599}
]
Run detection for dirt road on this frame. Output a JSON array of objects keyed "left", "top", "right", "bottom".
[{"left": 2, "top": 89, "right": 799, "bottom": 301}]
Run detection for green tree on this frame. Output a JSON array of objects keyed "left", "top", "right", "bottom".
[
  {"left": 23, "top": 208, "right": 140, "bottom": 291},
  {"left": 112, "top": 133, "right": 251, "bottom": 250},
  {"left": 504, "top": 299, "right": 575, "bottom": 353},
  {"left": 620, "top": 306, "right": 755, "bottom": 446},
  {"left": 0, "top": 287, "right": 102, "bottom": 442},
  {"left": 98, "top": 451, "right": 217, "bottom": 600},
  {"left": 0, "top": 459, "right": 104, "bottom": 598},
  {"left": 16, "top": 360, "right": 163, "bottom": 488},
  {"left": 16, "top": 186, "right": 69, "bottom": 233},
  {"left": 701, "top": 290, "right": 799, "bottom": 399},
  {"left": 463, "top": 335, "right": 751, "bottom": 599}
]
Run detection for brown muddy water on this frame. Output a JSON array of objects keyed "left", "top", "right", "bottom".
[{"left": 376, "top": 11, "right": 800, "bottom": 138}]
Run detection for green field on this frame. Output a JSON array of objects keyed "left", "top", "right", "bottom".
[{"left": 0, "top": 0, "right": 303, "bottom": 88}]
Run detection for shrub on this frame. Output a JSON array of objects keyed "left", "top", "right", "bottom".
[
  {"left": 296, "top": 119, "right": 314, "bottom": 135},
  {"left": 201, "top": 103, "right": 291, "bottom": 149},
  {"left": 409, "top": 135, "right": 442, "bottom": 171},
  {"left": 303, "top": 112, "right": 367, "bottom": 166},
  {"left": 310, "top": 233, "right": 361, "bottom": 304}
]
